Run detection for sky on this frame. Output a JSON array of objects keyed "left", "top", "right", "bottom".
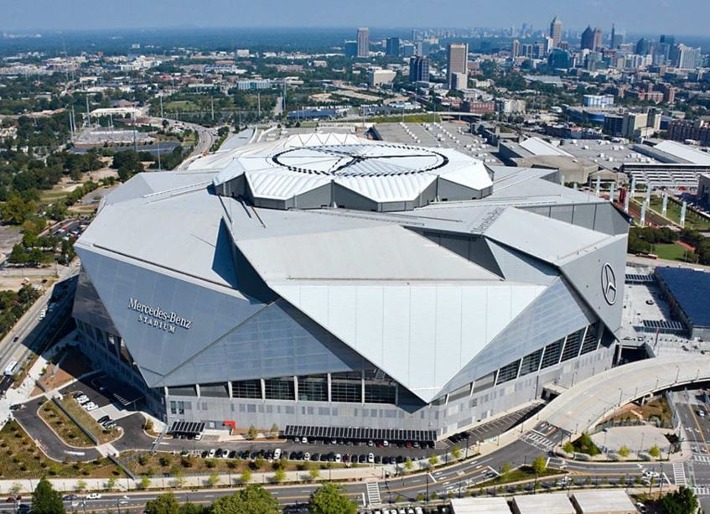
[{"left": 3, "top": 0, "right": 709, "bottom": 36}]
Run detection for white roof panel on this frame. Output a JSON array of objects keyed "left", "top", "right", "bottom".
[{"left": 654, "top": 140, "right": 710, "bottom": 165}]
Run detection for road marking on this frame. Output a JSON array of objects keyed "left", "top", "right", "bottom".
[{"left": 428, "top": 473, "right": 438, "bottom": 483}]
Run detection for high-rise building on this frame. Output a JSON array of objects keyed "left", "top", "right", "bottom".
[
  {"left": 549, "top": 16, "right": 562, "bottom": 48},
  {"left": 344, "top": 41, "right": 358, "bottom": 58},
  {"left": 447, "top": 43, "right": 468, "bottom": 89},
  {"left": 511, "top": 39, "right": 520, "bottom": 59},
  {"left": 357, "top": 27, "right": 369, "bottom": 58},
  {"left": 675, "top": 44, "right": 703, "bottom": 70},
  {"left": 593, "top": 27, "right": 603, "bottom": 51},
  {"left": 610, "top": 24, "right": 616, "bottom": 49},
  {"left": 580, "top": 26, "right": 595, "bottom": 51},
  {"left": 386, "top": 37, "right": 400, "bottom": 58},
  {"left": 409, "top": 56, "right": 430, "bottom": 82},
  {"left": 636, "top": 38, "right": 649, "bottom": 56}
]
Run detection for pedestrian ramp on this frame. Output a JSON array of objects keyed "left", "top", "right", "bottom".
[
  {"left": 672, "top": 462, "right": 687, "bottom": 487},
  {"left": 366, "top": 482, "right": 382, "bottom": 507}
]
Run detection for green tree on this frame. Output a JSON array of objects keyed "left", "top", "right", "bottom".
[
  {"left": 308, "top": 483, "right": 357, "bottom": 514},
  {"left": 144, "top": 493, "right": 180, "bottom": 514},
  {"left": 75, "top": 479, "right": 87, "bottom": 493},
  {"left": 31, "top": 477, "right": 65, "bottom": 514},
  {"left": 206, "top": 472, "right": 220, "bottom": 488},
  {"left": 309, "top": 467, "right": 321, "bottom": 482},
  {"left": 404, "top": 458, "right": 414, "bottom": 472},
  {"left": 240, "top": 468, "right": 252, "bottom": 484},
  {"left": 212, "top": 485, "right": 280, "bottom": 514},
  {"left": 247, "top": 425, "right": 258, "bottom": 440},
  {"left": 451, "top": 446, "right": 461, "bottom": 460},
  {"left": 531, "top": 456, "right": 547, "bottom": 475},
  {"left": 428, "top": 455, "right": 439, "bottom": 467},
  {"left": 649, "top": 444, "right": 661, "bottom": 458},
  {"left": 618, "top": 445, "right": 630, "bottom": 457},
  {"left": 659, "top": 486, "right": 698, "bottom": 514},
  {"left": 273, "top": 467, "right": 286, "bottom": 484},
  {"left": 2, "top": 195, "right": 37, "bottom": 225},
  {"left": 139, "top": 475, "right": 152, "bottom": 490}
]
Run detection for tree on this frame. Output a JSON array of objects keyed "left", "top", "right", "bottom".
[
  {"left": 247, "top": 425, "right": 258, "bottom": 440},
  {"left": 618, "top": 445, "right": 630, "bottom": 458},
  {"left": 273, "top": 467, "right": 286, "bottom": 484},
  {"left": 31, "top": 477, "right": 65, "bottom": 514},
  {"left": 404, "top": 458, "right": 414, "bottom": 472},
  {"left": 649, "top": 444, "right": 662, "bottom": 458},
  {"left": 206, "top": 472, "right": 220, "bottom": 488},
  {"left": 240, "top": 468, "right": 252, "bottom": 484},
  {"left": 531, "top": 456, "right": 547, "bottom": 475},
  {"left": 75, "top": 479, "right": 87, "bottom": 493},
  {"left": 270, "top": 423, "right": 279, "bottom": 438},
  {"left": 144, "top": 493, "right": 180, "bottom": 514},
  {"left": 659, "top": 486, "right": 698, "bottom": 514},
  {"left": 451, "top": 446, "right": 461, "bottom": 460},
  {"left": 309, "top": 467, "right": 320, "bottom": 482},
  {"left": 428, "top": 455, "right": 439, "bottom": 467},
  {"left": 2, "top": 195, "right": 36, "bottom": 225},
  {"left": 211, "top": 485, "right": 280, "bottom": 514},
  {"left": 308, "top": 483, "right": 357, "bottom": 514},
  {"left": 139, "top": 475, "right": 152, "bottom": 490}
]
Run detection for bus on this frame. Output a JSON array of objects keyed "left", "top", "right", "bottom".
[{"left": 3, "top": 360, "right": 18, "bottom": 377}]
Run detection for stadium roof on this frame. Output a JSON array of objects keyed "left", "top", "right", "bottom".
[
  {"left": 654, "top": 140, "right": 710, "bottom": 165},
  {"left": 77, "top": 132, "right": 627, "bottom": 400},
  {"left": 655, "top": 266, "right": 710, "bottom": 328}
]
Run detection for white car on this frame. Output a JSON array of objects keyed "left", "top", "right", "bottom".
[
  {"left": 368, "top": 452, "right": 374, "bottom": 464},
  {"left": 335, "top": 453, "right": 342, "bottom": 463},
  {"left": 84, "top": 402, "right": 98, "bottom": 411},
  {"left": 76, "top": 396, "right": 90, "bottom": 404},
  {"left": 86, "top": 493, "right": 102, "bottom": 500}
]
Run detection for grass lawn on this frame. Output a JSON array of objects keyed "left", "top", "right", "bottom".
[
  {"left": 0, "top": 421, "right": 120, "bottom": 478},
  {"left": 39, "top": 401, "right": 95, "bottom": 447},
  {"left": 480, "top": 465, "right": 564, "bottom": 487},
  {"left": 653, "top": 243, "right": 691, "bottom": 261},
  {"left": 163, "top": 100, "right": 201, "bottom": 112},
  {"left": 649, "top": 196, "right": 710, "bottom": 230}
]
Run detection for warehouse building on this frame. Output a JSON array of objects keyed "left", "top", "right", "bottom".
[{"left": 72, "top": 132, "right": 628, "bottom": 438}]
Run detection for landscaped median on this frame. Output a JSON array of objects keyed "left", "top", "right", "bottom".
[
  {"left": 60, "top": 397, "right": 121, "bottom": 445},
  {"left": 38, "top": 402, "right": 94, "bottom": 448},
  {"left": 0, "top": 420, "right": 120, "bottom": 478}
]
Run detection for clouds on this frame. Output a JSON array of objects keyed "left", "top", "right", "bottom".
[{"left": 4, "top": 0, "right": 709, "bottom": 35}]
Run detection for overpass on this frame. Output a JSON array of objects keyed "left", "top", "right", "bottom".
[{"left": 537, "top": 354, "right": 710, "bottom": 436}]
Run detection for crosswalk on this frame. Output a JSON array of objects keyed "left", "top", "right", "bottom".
[
  {"left": 693, "top": 455, "right": 710, "bottom": 464},
  {"left": 521, "top": 430, "right": 556, "bottom": 452},
  {"left": 673, "top": 462, "right": 687, "bottom": 487},
  {"left": 366, "top": 482, "right": 381, "bottom": 507},
  {"left": 694, "top": 487, "right": 710, "bottom": 496}
]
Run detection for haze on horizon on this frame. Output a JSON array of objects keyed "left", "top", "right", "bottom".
[{"left": 4, "top": 0, "right": 710, "bottom": 36}]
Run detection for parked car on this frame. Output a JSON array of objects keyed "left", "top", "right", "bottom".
[{"left": 86, "top": 493, "right": 102, "bottom": 500}]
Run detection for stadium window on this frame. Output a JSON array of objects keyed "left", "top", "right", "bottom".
[
  {"left": 519, "top": 348, "right": 543, "bottom": 376},
  {"left": 541, "top": 338, "right": 564, "bottom": 369},
  {"left": 232, "top": 379, "right": 262, "bottom": 399},
  {"left": 472, "top": 372, "right": 496, "bottom": 394},
  {"left": 448, "top": 383, "right": 472, "bottom": 403},
  {"left": 330, "top": 371, "right": 362, "bottom": 403},
  {"left": 177, "top": 401, "right": 185, "bottom": 415},
  {"left": 264, "top": 377, "right": 295, "bottom": 401},
  {"left": 496, "top": 360, "right": 520, "bottom": 385},
  {"left": 580, "top": 324, "right": 599, "bottom": 354},
  {"left": 561, "top": 329, "right": 584, "bottom": 361},
  {"left": 297, "top": 374, "right": 328, "bottom": 402},
  {"left": 199, "top": 382, "right": 230, "bottom": 398},
  {"left": 364, "top": 382, "right": 396, "bottom": 404},
  {"left": 169, "top": 401, "right": 176, "bottom": 415}
]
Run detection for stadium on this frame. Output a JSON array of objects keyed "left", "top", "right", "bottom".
[{"left": 72, "top": 132, "right": 628, "bottom": 439}]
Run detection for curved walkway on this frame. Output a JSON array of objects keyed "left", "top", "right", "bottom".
[{"left": 538, "top": 354, "right": 710, "bottom": 436}]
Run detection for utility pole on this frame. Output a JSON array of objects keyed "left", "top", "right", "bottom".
[
  {"left": 159, "top": 94, "right": 164, "bottom": 118},
  {"left": 211, "top": 97, "right": 215, "bottom": 122},
  {"left": 85, "top": 94, "right": 90, "bottom": 128}
]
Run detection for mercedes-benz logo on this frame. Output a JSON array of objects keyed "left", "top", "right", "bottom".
[{"left": 601, "top": 263, "right": 617, "bottom": 305}]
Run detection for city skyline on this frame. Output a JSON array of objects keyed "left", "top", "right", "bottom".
[{"left": 3, "top": 0, "right": 710, "bottom": 36}]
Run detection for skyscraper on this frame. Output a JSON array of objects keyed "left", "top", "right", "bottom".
[
  {"left": 549, "top": 16, "right": 562, "bottom": 48},
  {"left": 610, "top": 24, "right": 616, "bottom": 49},
  {"left": 580, "top": 26, "right": 595, "bottom": 51},
  {"left": 447, "top": 43, "right": 468, "bottom": 90},
  {"left": 593, "top": 28, "right": 603, "bottom": 51},
  {"left": 357, "top": 27, "right": 369, "bottom": 58},
  {"left": 409, "top": 56, "right": 430, "bottom": 82},
  {"left": 386, "top": 37, "right": 400, "bottom": 58},
  {"left": 511, "top": 39, "right": 520, "bottom": 59}
]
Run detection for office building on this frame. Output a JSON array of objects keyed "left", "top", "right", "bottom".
[
  {"left": 581, "top": 26, "right": 595, "bottom": 51},
  {"left": 593, "top": 27, "right": 603, "bottom": 51},
  {"left": 409, "top": 56, "right": 430, "bottom": 83},
  {"left": 675, "top": 44, "right": 703, "bottom": 70},
  {"left": 369, "top": 68, "right": 396, "bottom": 87},
  {"left": 385, "top": 37, "right": 400, "bottom": 58},
  {"left": 511, "top": 39, "right": 520, "bottom": 59},
  {"left": 357, "top": 27, "right": 369, "bottom": 58},
  {"left": 549, "top": 16, "right": 562, "bottom": 48},
  {"left": 447, "top": 43, "right": 468, "bottom": 90},
  {"left": 344, "top": 41, "right": 358, "bottom": 58},
  {"left": 73, "top": 132, "right": 627, "bottom": 439}
]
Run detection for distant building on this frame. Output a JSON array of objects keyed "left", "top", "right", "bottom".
[
  {"left": 409, "top": 56, "right": 430, "bottom": 83},
  {"left": 357, "top": 27, "right": 369, "bottom": 58},
  {"left": 344, "top": 41, "right": 358, "bottom": 58},
  {"left": 549, "top": 16, "right": 563, "bottom": 48},
  {"left": 593, "top": 27, "right": 603, "bottom": 51},
  {"left": 447, "top": 43, "right": 468, "bottom": 90},
  {"left": 699, "top": 173, "right": 710, "bottom": 206},
  {"left": 385, "top": 37, "right": 400, "bottom": 58},
  {"left": 369, "top": 68, "right": 397, "bottom": 87},
  {"left": 548, "top": 48, "right": 572, "bottom": 69},
  {"left": 668, "top": 118, "right": 710, "bottom": 146},
  {"left": 511, "top": 39, "right": 520, "bottom": 58},
  {"left": 675, "top": 44, "right": 703, "bottom": 70},
  {"left": 583, "top": 94, "right": 615, "bottom": 108},
  {"left": 496, "top": 98, "right": 526, "bottom": 114},
  {"left": 581, "top": 26, "right": 595, "bottom": 51}
]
